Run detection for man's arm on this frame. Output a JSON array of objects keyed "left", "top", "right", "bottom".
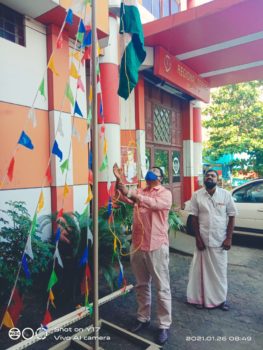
[
  {"left": 222, "top": 216, "right": 235, "bottom": 250},
  {"left": 127, "top": 189, "right": 172, "bottom": 211},
  {"left": 192, "top": 216, "right": 206, "bottom": 251}
]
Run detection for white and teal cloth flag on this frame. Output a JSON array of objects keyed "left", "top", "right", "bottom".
[{"left": 118, "top": 0, "right": 146, "bottom": 100}]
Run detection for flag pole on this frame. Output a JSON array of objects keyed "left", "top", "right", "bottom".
[{"left": 91, "top": 0, "right": 99, "bottom": 349}]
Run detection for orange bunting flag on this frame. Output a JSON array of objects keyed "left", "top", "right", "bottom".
[
  {"left": 88, "top": 86, "right": 92, "bottom": 102},
  {"left": 2, "top": 310, "right": 14, "bottom": 328},
  {"left": 49, "top": 289, "right": 56, "bottom": 308},
  {"left": 48, "top": 56, "right": 59, "bottom": 76},
  {"left": 63, "top": 183, "right": 69, "bottom": 197},
  {"left": 69, "top": 62, "right": 80, "bottom": 79},
  {"left": 85, "top": 184, "right": 93, "bottom": 204},
  {"left": 7, "top": 157, "right": 15, "bottom": 182},
  {"left": 37, "top": 191, "right": 44, "bottom": 213},
  {"left": 103, "top": 138, "right": 108, "bottom": 156}
]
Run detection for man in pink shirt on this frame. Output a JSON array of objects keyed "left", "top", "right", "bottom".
[{"left": 113, "top": 163, "right": 172, "bottom": 345}]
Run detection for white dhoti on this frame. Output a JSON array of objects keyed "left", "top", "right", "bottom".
[{"left": 187, "top": 247, "right": 228, "bottom": 308}]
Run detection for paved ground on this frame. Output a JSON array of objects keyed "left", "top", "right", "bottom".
[{"left": 3, "top": 232, "right": 263, "bottom": 350}]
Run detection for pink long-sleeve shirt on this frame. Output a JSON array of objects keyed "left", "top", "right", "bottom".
[{"left": 117, "top": 185, "right": 172, "bottom": 251}]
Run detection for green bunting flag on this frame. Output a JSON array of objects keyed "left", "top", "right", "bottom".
[
  {"left": 66, "top": 83, "right": 74, "bottom": 106},
  {"left": 76, "top": 32, "right": 84, "bottom": 43},
  {"left": 60, "top": 159, "right": 69, "bottom": 174},
  {"left": 47, "top": 270, "right": 58, "bottom": 291},
  {"left": 118, "top": 0, "right": 146, "bottom": 100},
  {"left": 39, "top": 78, "right": 46, "bottom": 99},
  {"left": 31, "top": 213, "right": 37, "bottom": 236},
  {"left": 99, "top": 155, "right": 108, "bottom": 172}
]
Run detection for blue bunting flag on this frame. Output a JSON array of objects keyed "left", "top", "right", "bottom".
[
  {"left": 65, "top": 9, "right": 73, "bottom": 25},
  {"left": 52, "top": 140, "right": 63, "bottom": 161},
  {"left": 18, "top": 131, "right": 34, "bottom": 150}
]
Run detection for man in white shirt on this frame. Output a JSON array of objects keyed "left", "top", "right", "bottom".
[{"left": 186, "top": 169, "right": 237, "bottom": 310}]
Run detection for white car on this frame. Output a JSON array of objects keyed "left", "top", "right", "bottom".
[{"left": 182, "top": 179, "right": 263, "bottom": 236}]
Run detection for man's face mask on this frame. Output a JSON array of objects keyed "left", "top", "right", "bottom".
[{"left": 145, "top": 170, "right": 161, "bottom": 182}]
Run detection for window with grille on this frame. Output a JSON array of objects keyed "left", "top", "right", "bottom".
[
  {"left": 0, "top": 4, "right": 25, "bottom": 46},
  {"left": 153, "top": 105, "right": 171, "bottom": 144}
]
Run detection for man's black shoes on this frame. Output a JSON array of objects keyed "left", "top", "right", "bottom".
[
  {"left": 156, "top": 328, "right": 169, "bottom": 345},
  {"left": 130, "top": 320, "right": 150, "bottom": 333},
  {"left": 220, "top": 301, "right": 230, "bottom": 311}
]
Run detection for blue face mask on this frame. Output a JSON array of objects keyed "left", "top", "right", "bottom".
[{"left": 145, "top": 171, "right": 158, "bottom": 181}]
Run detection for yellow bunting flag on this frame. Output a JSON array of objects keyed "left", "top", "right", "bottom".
[
  {"left": 37, "top": 191, "right": 44, "bottom": 213},
  {"left": 97, "top": 43, "right": 101, "bottom": 56},
  {"left": 72, "top": 51, "right": 81, "bottom": 61},
  {"left": 103, "top": 138, "right": 108, "bottom": 156},
  {"left": 48, "top": 56, "right": 59, "bottom": 76},
  {"left": 88, "top": 86, "right": 92, "bottom": 102},
  {"left": 85, "top": 184, "right": 93, "bottom": 204},
  {"left": 63, "top": 183, "right": 69, "bottom": 198},
  {"left": 2, "top": 310, "right": 14, "bottom": 328},
  {"left": 113, "top": 237, "right": 117, "bottom": 253},
  {"left": 49, "top": 289, "right": 56, "bottom": 308},
  {"left": 69, "top": 62, "right": 80, "bottom": 79}
]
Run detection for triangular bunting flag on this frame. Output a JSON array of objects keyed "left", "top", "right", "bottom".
[
  {"left": 45, "top": 166, "right": 52, "bottom": 184},
  {"left": 52, "top": 140, "right": 63, "bottom": 161},
  {"left": 87, "top": 108, "right": 92, "bottom": 123},
  {"left": 107, "top": 196, "right": 112, "bottom": 217},
  {"left": 54, "top": 247, "right": 64, "bottom": 268},
  {"left": 76, "top": 31, "right": 84, "bottom": 43},
  {"left": 28, "top": 108, "right": 37, "bottom": 128},
  {"left": 42, "top": 309, "right": 52, "bottom": 327},
  {"left": 31, "top": 213, "right": 37, "bottom": 236},
  {"left": 65, "top": 83, "right": 74, "bottom": 106},
  {"left": 74, "top": 101, "right": 83, "bottom": 117},
  {"left": 63, "top": 183, "right": 69, "bottom": 198},
  {"left": 77, "top": 77, "right": 85, "bottom": 92},
  {"left": 18, "top": 131, "right": 34, "bottom": 150},
  {"left": 56, "top": 34, "right": 63, "bottom": 49},
  {"left": 47, "top": 270, "right": 58, "bottom": 291},
  {"left": 99, "top": 155, "right": 108, "bottom": 172},
  {"left": 96, "top": 62, "right": 100, "bottom": 75},
  {"left": 88, "top": 86, "right": 92, "bottom": 103},
  {"left": 60, "top": 159, "right": 69, "bottom": 174},
  {"left": 80, "top": 247, "right": 88, "bottom": 266},
  {"left": 103, "top": 138, "right": 108, "bottom": 156},
  {"left": 25, "top": 235, "right": 34, "bottom": 260},
  {"left": 2, "top": 310, "right": 14, "bottom": 329},
  {"left": 107, "top": 178, "right": 111, "bottom": 192},
  {"left": 79, "top": 19, "right": 86, "bottom": 33},
  {"left": 65, "top": 8, "right": 73, "bottom": 25},
  {"left": 85, "top": 184, "right": 93, "bottom": 204},
  {"left": 73, "top": 51, "right": 81, "bottom": 61},
  {"left": 48, "top": 56, "right": 59, "bottom": 76},
  {"left": 37, "top": 191, "right": 44, "bottom": 213},
  {"left": 22, "top": 255, "right": 30, "bottom": 279},
  {"left": 82, "top": 30, "right": 92, "bottom": 47},
  {"left": 57, "top": 117, "right": 64, "bottom": 137},
  {"left": 81, "top": 47, "right": 91, "bottom": 64},
  {"left": 88, "top": 151, "right": 92, "bottom": 169},
  {"left": 72, "top": 125, "right": 80, "bottom": 140},
  {"left": 97, "top": 81, "right": 102, "bottom": 93},
  {"left": 100, "top": 124, "right": 105, "bottom": 137},
  {"left": 99, "top": 101, "right": 103, "bottom": 116},
  {"left": 7, "top": 157, "right": 15, "bottom": 182},
  {"left": 88, "top": 170, "right": 93, "bottom": 184},
  {"left": 85, "top": 128, "right": 91, "bottom": 144},
  {"left": 88, "top": 228, "right": 93, "bottom": 245},
  {"left": 55, "top": 227, "right": 61, "bottom": 242},
  {"left": 57, "top": 208, "right": 64, "bottom": 220},
  {"left": 38, "top": 78, "right": 46, "bottom": 99},
  {"left": 70, "top": 62, "right": 80, "bottom": 79},
  {"left": 49, "top": 290, "right": 56, "bottom": 308}
]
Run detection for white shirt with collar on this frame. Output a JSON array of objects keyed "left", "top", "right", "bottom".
[{"left": 189, "top": 187, "right": 237, "bottom": 247}]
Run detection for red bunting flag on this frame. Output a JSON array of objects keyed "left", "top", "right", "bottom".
[
  {"left": 7, "top": 157, "right": 15, "bottom": 182},
  {"left": 42, "top": 309, "right": 52, "bottom": 327},
  {"left": 45, "top": 166, "right": 52, "bottom": 184},
  {"left": 81, "top": 47, "right": 91, "bottom": 64},
  {"left": 57, "top": 208, "right": 64, "bottom": 220},
  {"left": 88, "top": 170, "right": 93, "bottom": 185}
]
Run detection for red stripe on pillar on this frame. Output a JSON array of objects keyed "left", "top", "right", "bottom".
[
  {"left": 182, "top": 101, "right": 193, "bottom": 140},
  {"left": 193, "top": 108, "right": 202, "bottom": 143},
  {"left": 194, "top": 176, "right": 199, "bottom": 192},
  {"left": 99, "top": 63, "right": 120, "bottom": 124},
  {"left": 135, "top": 77, "right": 145, "bottom": 130},
  {"left": 183, "top": 176, "right": 194, "bottom": 202},
  {"left": 98, "top": 182, "right": 112, "bottom": 208}
]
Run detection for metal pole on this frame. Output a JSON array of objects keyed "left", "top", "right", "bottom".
[{"left": 91, "top": 1, "right": 99, "bottom": 349}]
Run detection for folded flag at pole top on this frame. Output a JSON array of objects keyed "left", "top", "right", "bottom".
[{"left": 118, "top": 0, "right": 146, "bottom": 100}]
